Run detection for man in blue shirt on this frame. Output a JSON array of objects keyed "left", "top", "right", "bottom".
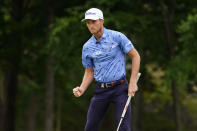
[{"left": 73, "top": 8, "right": 140, "bottom": 131}]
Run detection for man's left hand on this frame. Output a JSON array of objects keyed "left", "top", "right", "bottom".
[{"left": 128, "top": 83, "right": 138, "bottom": 96}]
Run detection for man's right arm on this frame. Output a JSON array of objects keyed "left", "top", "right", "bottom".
[{"left": 73, "top": 68, "right": 94, "bottom": 97}]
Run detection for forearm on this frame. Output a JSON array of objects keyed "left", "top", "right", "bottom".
[
  {"left": 128, "top": 48, "right": 141, "bottom": 83},
  {"left": 80, "top": 68, "right": 94, "bottom": 91},
  {"left": 130, "top": 56, "right": 140, "bottom": 83}
]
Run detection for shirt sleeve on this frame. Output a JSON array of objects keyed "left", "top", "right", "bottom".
[
  {"left": 82, "top": 46, "right": 93, "bottom": 68},
  {"left": 116, "top": 32, "right": 134, "bottom": 53}
]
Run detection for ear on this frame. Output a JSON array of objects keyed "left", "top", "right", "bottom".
[{"left": 101, "top": 19, "right": 104, "bottom": 24}]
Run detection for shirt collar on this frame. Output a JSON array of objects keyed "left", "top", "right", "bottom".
[{"left": 91, "top": 28, "right": 107, "bottom": 44}]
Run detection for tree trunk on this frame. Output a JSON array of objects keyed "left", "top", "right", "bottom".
[
  {"left": 55, "top": 89, "right": 62, "bottom": 131},
  {"left": 26, "top": 95, "right": 39, "bottom": 131},
  {"left": 44, "top": 0, "right": 54, "bottom": 130},
  {"left": 160, "top": 0, "right": 181, "bottom": 131},
  {"left": 2, "top": 0, "right": 25, "bottom": 130},
  {"left": 45, "top": 56, "right": 55, "bottom": 131},
  {"left": 172, "top": 80, "right": 181, "bottom": 131},
  {"left": 0, "top": 95, "right": 4, "bottom": 131},
  {"left": 3, "top": 69, "right": 18, "bottom": 131}
]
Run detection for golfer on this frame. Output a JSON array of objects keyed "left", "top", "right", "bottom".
[{"left": 73, "top": 8, "right": 140, "bottom": 131}]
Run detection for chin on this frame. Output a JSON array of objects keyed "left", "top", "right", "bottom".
[{"left": 90, "top": 30, "right": 96, "bottom": 34}]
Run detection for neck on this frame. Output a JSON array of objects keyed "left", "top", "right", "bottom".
[{"left": 94, "top": 27, "right": 104, "bottom": 42}]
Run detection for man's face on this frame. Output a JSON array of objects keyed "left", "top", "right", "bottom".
[{"left": 86, "top": 19, "right": 104, "bottom": 34}]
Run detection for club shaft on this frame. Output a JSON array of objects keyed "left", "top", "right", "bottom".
[
  {"left": 116, "top": 118, "right": 123, "bottom": 131},
  {"left": 116, "top": 73, "right": 141, "bottom": 131}
]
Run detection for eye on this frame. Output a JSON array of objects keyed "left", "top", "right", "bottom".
[{"left": 86, "top": 21, "right": 91, "bottom": 25}]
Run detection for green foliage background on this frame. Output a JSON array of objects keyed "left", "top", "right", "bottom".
[{"left": 0, "top": 0, "right": 197, "bottom": 131}]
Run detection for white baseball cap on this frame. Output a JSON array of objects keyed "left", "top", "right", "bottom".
[{"left": 81, "top": 8, "right": 104, "bottom": 21}]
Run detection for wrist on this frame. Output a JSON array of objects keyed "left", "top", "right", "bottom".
[
  {"left": 79, "top": 86, "right": 86, "bottom": 92},
  {"left": 129, "top": 79, "right": 137, "bottom": 84}
]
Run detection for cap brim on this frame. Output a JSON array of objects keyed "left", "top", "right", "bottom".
[
  {"left": 81, "top": 15, "right": 100, "bottom": 22},
  {"left": 81, "top": 18, "right": 86, "bottom": 22}
]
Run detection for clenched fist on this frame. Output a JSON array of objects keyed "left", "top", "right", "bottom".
[{"left": 73, "top": 87, "right": 85, "bottom": 97}]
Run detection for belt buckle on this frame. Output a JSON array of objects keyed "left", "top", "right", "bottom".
[
  {"left": 105, "top": 83, "right": 111, "bottom": 88},
  {"left": 101, "top": 83, "right": 105, "bottom": 88}
]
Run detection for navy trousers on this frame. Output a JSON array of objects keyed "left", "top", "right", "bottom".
[{"left": 85, "top": 80, "right": 131, "bottom": 131}]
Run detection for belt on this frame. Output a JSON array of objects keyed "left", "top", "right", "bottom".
[{"left": 96, "top": 77, "right": 125, "bottom": 88}]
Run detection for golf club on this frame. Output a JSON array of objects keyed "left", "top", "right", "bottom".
[{"left": 116, "top": 73, "right": 141, "bottom": 131}]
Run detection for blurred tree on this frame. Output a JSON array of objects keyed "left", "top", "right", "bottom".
[
  {"left": 44, "top": 0, "right": 55, "bottom": 130},
  {"left": 2, "top": 0, "right": 26, "bottom": 130},
  {"left": 159, "top": 0, "right": 181, "bottom": 130}
]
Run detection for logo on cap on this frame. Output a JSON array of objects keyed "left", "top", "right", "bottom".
[{"left": 85, "top": 12, "right": 96, "bottom": 15}]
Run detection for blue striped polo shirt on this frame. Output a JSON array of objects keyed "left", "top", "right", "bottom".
[{"left": 82, "top": 28, "right": 134, "bottom": 82}]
